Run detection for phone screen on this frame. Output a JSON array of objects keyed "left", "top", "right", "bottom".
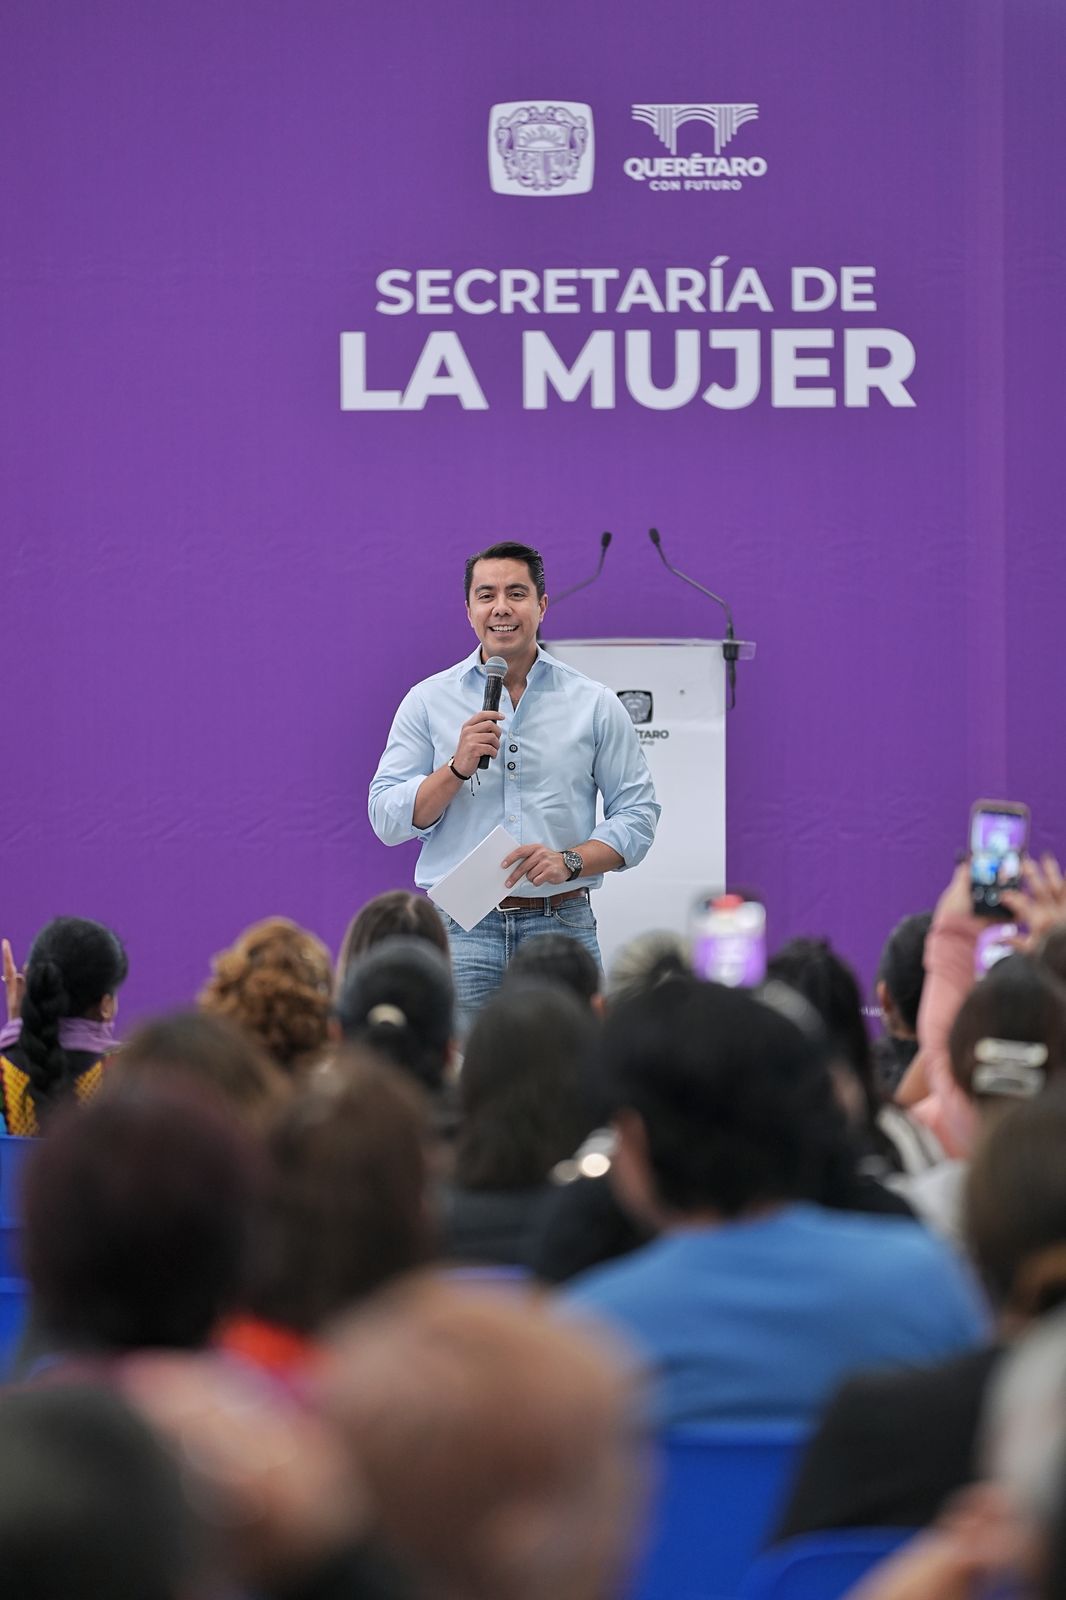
[
  {"left": 970, "top": 804, "right": 1029, "bottom": 917},
  {"left": 691, "top": 895, "right": 767, "bottom": 987}
]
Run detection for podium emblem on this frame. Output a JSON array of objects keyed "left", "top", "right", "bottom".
[{"left": 618, "top": 690, "right": 653, "bottom": 725}]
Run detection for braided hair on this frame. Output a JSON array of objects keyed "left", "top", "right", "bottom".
[{"left": 16, "top": 917, "right": 128, "bottom": 1109}]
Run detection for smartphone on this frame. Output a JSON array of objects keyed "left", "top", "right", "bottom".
[
  {"left": 969, "top": 800, "right": 1029, "bottom": 919},
  {"left": 691, "top": 893, "right": 767, "bottom": 987}
]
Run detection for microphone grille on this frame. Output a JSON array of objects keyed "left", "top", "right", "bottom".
[{"left": 484, "top": 655, "right": 507, "bottom": 678}]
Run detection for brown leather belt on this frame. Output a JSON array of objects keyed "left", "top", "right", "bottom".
[{"left": 497, "top": 888, "right": 589, "bottom": 914}]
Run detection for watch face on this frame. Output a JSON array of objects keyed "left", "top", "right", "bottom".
[{"left": 563, "top": 850, "right": 583, "bottom": 879}]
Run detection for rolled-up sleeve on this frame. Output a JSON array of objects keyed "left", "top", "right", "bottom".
[
  {"left": 368, "top": 689, "right": 444, "bottom": 845},
  {"left": 589, "top": 690, "right": 661, "bottom": 869}
]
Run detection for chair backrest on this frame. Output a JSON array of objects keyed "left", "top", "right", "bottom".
[
  {"left": 628, "top": 1423, "right": 810, "bottom": 1600},
  {"left": 738, "top": 1527, "right": 917, "bottom": 1600},
  {"left": 0, "top": 1131, "right": 33, "bottom": 1224}
]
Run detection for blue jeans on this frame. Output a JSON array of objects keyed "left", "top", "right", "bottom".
[{"left": 437, "top": 894, "right": 602, "bottom": 1035}]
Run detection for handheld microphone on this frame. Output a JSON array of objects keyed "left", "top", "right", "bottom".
[
  {"left": 648, "top": 528, "right": 740, "bottom": 709},
  {"left": 478, "top": 655, "right": 507, "bottom": 769},
  {"left": 550, "top": 531, "right": 614, "bottom": 606}
]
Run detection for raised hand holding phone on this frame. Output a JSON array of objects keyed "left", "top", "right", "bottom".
[{"left": 968, "top": 800, "right": 1030, "bottom": 919}]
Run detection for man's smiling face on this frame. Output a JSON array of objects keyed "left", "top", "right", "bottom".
[{"left": 466, "top": 558, "right": 548, "bottom": 666}]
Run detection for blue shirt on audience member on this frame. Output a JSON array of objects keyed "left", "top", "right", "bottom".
[{"left": 562, "top": 1203, "right": 988, "bottom": 1428}]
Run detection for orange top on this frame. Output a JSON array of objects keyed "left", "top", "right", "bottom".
[{"left": 0, "top": 1053, "right": 106, "bottom": 1136}]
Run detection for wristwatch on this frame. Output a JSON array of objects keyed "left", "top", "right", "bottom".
[{"left": 562, "top": 849, "right": 584, "bottom": 881}]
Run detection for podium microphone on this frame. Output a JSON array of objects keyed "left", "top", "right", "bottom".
[
  {"left": 550, "top": 531, "right": 613, "bottom": 606},
  {"left": 648, "top": 527, "right": 740, "bottom": 709}
]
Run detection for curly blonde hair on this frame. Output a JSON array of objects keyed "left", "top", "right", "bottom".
[{"left": 198, "top": 917, "right": 334, "bottom": 1075}]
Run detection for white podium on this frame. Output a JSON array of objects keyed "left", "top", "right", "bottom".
[{"left": 543, "top": 638, "right": 755, "bottom": 976}]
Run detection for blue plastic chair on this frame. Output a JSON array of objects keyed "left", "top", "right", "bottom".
[
  {"left": 628, "top": 1423, "right": 810, "bottom": 1600},
  {"left": 0, "top": 1133, "right": 33, "bottom": 1376},
  {"left": 0, "top": 1130, "right": 32, "bottom": 1223},
  {"left": 738, "top": 1528, "right": 917, "bottom": 1600},
  {"left": 0, "top": 1276, "right": 28, "bottom": 1374}
]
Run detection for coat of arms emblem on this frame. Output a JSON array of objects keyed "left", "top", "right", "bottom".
[{"left": 493, "top": 104, "right": 590, "bottom": 192}]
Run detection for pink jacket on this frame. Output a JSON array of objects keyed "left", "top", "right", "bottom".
[{"left": 910, "top": 912, "right": 982, "bottom": 1159}]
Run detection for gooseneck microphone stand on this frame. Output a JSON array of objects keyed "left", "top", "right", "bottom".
[{"left": 647, "top": 528, "right": 740, "bottom": 709}]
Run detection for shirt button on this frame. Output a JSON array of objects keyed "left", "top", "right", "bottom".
[
  {"left": 509, "top": 744, "right": 518, "bottom": 753},
  {"left": 508, "top": 774, "right": 516, "bottom": 781},
  {"left": 507, "top": 761, "right": 516, "bottom": 770},
  {"left": 508, "top": 815, "right": 516, "bottom": 822}
]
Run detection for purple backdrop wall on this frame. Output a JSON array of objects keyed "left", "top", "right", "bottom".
[{"left": 3, "top": 0, "right": 1063, "bottom": 1023}]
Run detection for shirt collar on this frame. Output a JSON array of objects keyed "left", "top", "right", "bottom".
[{"left": 457, "top": 643, "right": 554, "bottom": 683}]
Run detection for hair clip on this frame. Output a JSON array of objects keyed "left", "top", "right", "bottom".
[
  {"left": 971, "top": 1037, "right": 1048, "bottom": 1099},
  {"left": 367, "top": 1003, "right": 407, "bottom": 1029}
]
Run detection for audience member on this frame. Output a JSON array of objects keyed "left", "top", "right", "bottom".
[
  {"left": 604, "top": 929, "right": 691, "bottom": 1008},
  {"left": 441, "top": 984, "right": 596, "bottom": 1268},
  {"left": 846, "top": 1306, "right": 1066, "bottom": 1600},
  {"left": 117, "top": 1009, "right": 290, "bottom": 1131},
  {"left": 504, "top": 932, "right": 603, "bottom": 1011},
  {"left": 0, "top": 1382, "right": 202, "bottom": 1600},
  {"left": 777, "top": 1087, "right": 1066, "bottom": 1540},
  {"left": 319, "top": 1275, "right": 646, "bottom": 1600},
  {"left": 122, "top": 1349, "right": 411, "bottom": 1600},
  {"left": 895, "top": 955, "right": 1066, "bottom": 1243},
  {"left": 563, "top": 978, "right": 986, "bottom": 1427},
  {"left": 336, "top": 889, "right": 450, "bottom": 993},
  {"left": 897, "top": 863, "right": 986, "bottom": 1155},
  {"left": 199, "top": 916, "right": 333, "bottom": 1076},
  {"left": 224, "top": 1050, "right": 433, "bottom": 1379},
  {"left": 21, "top": 1077, "right": 261, "bottom": 1362},
  {"left": 0, "top": 916, "right": 127, "bottom": 1133},
  {"left": 767, "top": 936, "right": 938, "bottom": 1178},
  {"left": 874, "top": 911, "right": 933, "bottom": 1094},
  {"left": 336, "top": 936, "right": 456, "bottom": 1101}
]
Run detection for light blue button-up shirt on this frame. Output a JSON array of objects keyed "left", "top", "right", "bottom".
[{"left": 369, "top": 645, "right": 660, "bottom": 896}]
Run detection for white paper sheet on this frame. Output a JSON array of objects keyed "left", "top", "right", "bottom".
[{"left": 427, "top": 826, "right": 520, "bottom": 931}]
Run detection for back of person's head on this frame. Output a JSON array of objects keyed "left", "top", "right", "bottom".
[
  {"left": 604, "top": 930, "right": 691, "bottom": 1008},
  {"left": 949, "top": 956, "right": 1066, "bottom": 1108},
  {"left": 336, "top": 936, "right": 454, "bottom": 1095},
  {"left": 22, "top": 1077, "right": 260, "bottom": 1353},
  {"left": 337, "top": 890, "right": 449, "bottom": 992},
  {"left": 245, "top": 1049, "right": 433, "bottom": 1335},
  {"left": 117, "top": 1010, "right": 290, "bottom": 1132},
  {"left": 198, "top": 917, "right": 333, "bottom": 1075},
  {"left": 504, "top": 934, "right": 601, "bottom": 1008},
  {"left": 0, "top": 1383, "right": 199, "bottom": 1600},
  {"left": 455, "top": 983, "right": 596, "bottom": 1191},
  {"left": 966, "top": 1090, "right": 1066, "bottom": 1324},
  {"left": 319, "top": 1275, "right": 643, "bottom": 1600},
  {"left": 1036, "top": 926, "right": 1066, "bottom": 989},
  {"left": 603, "top": 977, "right": 845, "bottom": 1219},
  {"left": 15, "top": 916, "right": 128, "bottom": 1110},
  {"left": 877, "top": 911, "right": 933, "bottom": 1034},
  {"left": 766, "top": 936, "right": 881, "bottom": 1126}
]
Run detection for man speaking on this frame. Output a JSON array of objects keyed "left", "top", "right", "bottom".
[{"left": 369, "top": 541, "right": 660, "bottom": 1022}]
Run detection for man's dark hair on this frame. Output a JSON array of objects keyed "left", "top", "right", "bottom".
[
  {"left": 504, "top": 934, "right": 600, "bottom": 1007},
  {"left": 464, "top": 541, "right": 545, "bottom": 600},
  {"left": 877, "top": 912, "right": 933, "bottom": 1033},
  {"left": 602, "top": 977, "right": 848, "bottom": 1217}
]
